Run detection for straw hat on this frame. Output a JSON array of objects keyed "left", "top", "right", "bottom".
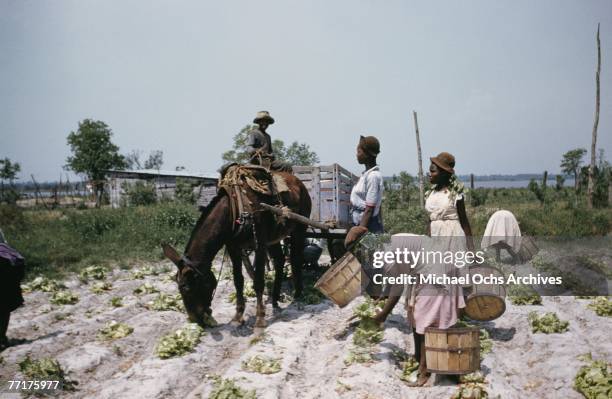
[
  {"left": 253, "top": 111, "right": 275, "bottom": 124},
  {"left": 430, "top": 152, "right": 455, "bottom": 174}
]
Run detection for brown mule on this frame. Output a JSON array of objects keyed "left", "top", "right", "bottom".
[{"left": 162, "top": 170, "right": 311, "bottom": 329}]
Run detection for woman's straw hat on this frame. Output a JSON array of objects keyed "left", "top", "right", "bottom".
[
  {"left": 430, "top": 152, "right": 455, "bottom": 174},
  {"left": 253, "top": 111, "right": 275, "bottom": 124}
]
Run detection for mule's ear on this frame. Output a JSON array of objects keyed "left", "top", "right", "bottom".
[{"left": 161, "top": 243, "right": 182, "bottom": 268}]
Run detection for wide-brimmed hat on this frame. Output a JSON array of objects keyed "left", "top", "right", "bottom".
[
  {"left": 430, "top": 152, "right": 455, "bottom": 174},
  {"left": 253, "top": 111, "right": 275, "bottom": 125},
  {"left": 359, "top": 135, "right": 380, "bottom": 157}
]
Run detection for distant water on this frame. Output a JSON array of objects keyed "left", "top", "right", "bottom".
[{"left": 459, "top": 178, "right": 576, "bottom": 189}]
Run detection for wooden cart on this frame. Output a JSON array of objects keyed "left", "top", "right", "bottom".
[
  {"left": 242, "top": 164, "right": 359, "bottom": 273},
  {"left": 293, "top": 164, "right": 358, "bottom": 235}
]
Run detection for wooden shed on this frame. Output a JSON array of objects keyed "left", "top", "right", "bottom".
[{"left": 104, "top": 169, "right": 218, "bottom": 208}]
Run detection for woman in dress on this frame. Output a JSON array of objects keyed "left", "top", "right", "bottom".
[{"left": 407, "top": 151, "right": 473, "bottom": 386}]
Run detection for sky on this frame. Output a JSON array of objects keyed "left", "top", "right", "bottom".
[{"left": 1, "top": 0, "right": 611, "bottom": 181}]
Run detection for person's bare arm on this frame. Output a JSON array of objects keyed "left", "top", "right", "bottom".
[
  {"left": 359, "top": 206, "right": 374, "bottom": 228},
  {"left": 457, "top": 198, "right": 474, "bottom": 251}
]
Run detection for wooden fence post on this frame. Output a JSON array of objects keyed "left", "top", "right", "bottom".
[
  {"left": 413, "top": 111, "right": 424, "bottom": 207},
  {"left": 587, "top": 23, "right": 601, "bottom": 209}
]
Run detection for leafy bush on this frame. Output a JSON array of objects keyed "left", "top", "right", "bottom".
[
  {"left": 133, "top": 283, "right": 160, "bottom": 295},
  {"left": 344, "top": 347, "right": 374, "bottom": 366},
  {"left": 97, "top": 321, "right": 134, "bottom": 340},
  {"left": 587, "top": 297, "right": 612, "bottom": 317},
  {"left": 50, "top": 291, "right": 79, "bottom": 305},
  {"left": 399, "top": 355, "right": 419, "bottom": 383},
  {"left": 209, "top": 377, "right": 256, "bottom": 399},
  {"left": 574, "top": 354, "right": 611, "bottom": 399},
  {"left": 470, "top": 188, "right": 489, "bottom": 207},
  {"left": 528, "top": 311, "right": 569, "bottom": 334},
  {"left": 155, "top": 323, "right": 204, "bottom": 359},
  {"left": 175, "top": 178, "right": 196, "bottom": 204},
  {"left": 22, "top": 276, "right": 65, "bottom": 293},
  {"left": 508, "top": 284, "right": 542, "bottom": 305},
  {"left": 382, "top": 206, "right": 429, "bottom": 235},
  {"left": 451, "top": 383, "right": 489, "bottom": 399},
  {"left": 146, "top": 293, "right": 184, "bottom": 312},
  {"left": 153, "top": 206, "right": 197, "bottom": 229},
  {"left": 79, "top": 265, "right": 107, "bottom": 281},
  {"left": 91, "top": 281, "right": 113, "bottom": 294},
  {"left": 241, "top": 355, "right": 282, "bottom": 374},
  {"left": 131, "top": 265, "right": 167, "bottom": 279},
  {"left": 352, "top": 299, "right": 384, "bottom": 347},
  {"left": 109, "top": 297, "right": 123, "bottom": 307},
  {"left": 123, "top": 181, "right": 157, "bottom": 206},
  {"left": 18, "top": 355, "right": 77, "bottom": 391},
  {"left": 228, "top": 284, "right": 256, "bottom": 303}
]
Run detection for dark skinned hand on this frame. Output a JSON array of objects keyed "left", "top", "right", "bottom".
[{"left": 345, "top": 226, "right": 368, "bottom": 249}]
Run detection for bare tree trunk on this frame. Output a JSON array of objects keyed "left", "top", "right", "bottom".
[
  {"left": 413, "top": 111, "right": 424, "bottom": 207},
  {"left": 587, "top": 23, "right": 601, "bottom": 209}
]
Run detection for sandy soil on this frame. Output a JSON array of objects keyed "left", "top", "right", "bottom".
[{"left": 0, "top": 256, "right": 610, "bottom": 399}]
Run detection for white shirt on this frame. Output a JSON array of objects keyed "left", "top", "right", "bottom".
[{"left": 350, "top": 165, "right": 384, "bottom": 224}]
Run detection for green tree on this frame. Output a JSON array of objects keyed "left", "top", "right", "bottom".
[
  {"left": 125, "top": 149, "right": 164, "bottom": 171},
  {"left": 221, "top": 125, "right": 255, "bottom": 163},
  {"left": 281, "top": 142, "right": 319, "bottom": 166},
  {"left": 222, "top": 125, "right": 319, "bottom": 166},
  {"left": 560, "top": 148, "right": 587, "bottom": 192},
  {"left": 144, "top": 150, "right": 164, "bottom": 170},
  {"left": 0, "top": 158, "right": 21, "bottom": 204},
  {"left": 65, "top": 119, "right": 126, "bottom": 207}
]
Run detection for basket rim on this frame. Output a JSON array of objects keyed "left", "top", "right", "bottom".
[{"left": 425, "top": 326, "right": 480, "bottom": 334}]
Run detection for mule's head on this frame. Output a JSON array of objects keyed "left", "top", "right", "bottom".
[{"left": 162, "top": 244, "right": 218, "bottom": 326}]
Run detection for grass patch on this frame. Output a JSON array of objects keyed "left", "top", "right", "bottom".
[
  {"left": 97, "top": 321, "right": 134, "bottom": 340},
  {"left": 2, "top": 203, "right": 197, "bottom": 281},
  {"left": 528, "top": 311, "right": 569, "bottom": 334},
  {"left": 155, "top": 323, "right": 204, "bottom": 359},
  {"left": 241, "top": 355, "right": 282, "bottom": 374}
]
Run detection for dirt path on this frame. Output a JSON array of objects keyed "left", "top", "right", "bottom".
[{"left": 0, "top": 259, "right": 610, "bottom": 399}]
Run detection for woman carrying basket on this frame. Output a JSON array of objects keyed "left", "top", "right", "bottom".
[{"left": 407, "top": 151, "right": 474, "bottom": 386}]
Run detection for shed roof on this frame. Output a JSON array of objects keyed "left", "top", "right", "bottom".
[{"left": 105, "top": 169, "right": 218, "bottom": 180}]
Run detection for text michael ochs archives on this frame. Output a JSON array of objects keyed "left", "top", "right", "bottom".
[{"left": 369, "top": 249, "right": 564, "bottom": 286}]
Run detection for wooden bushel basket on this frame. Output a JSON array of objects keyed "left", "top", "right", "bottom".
[
  {"left": 464, "top": 264, "right": 507, "bottom": 322},
  {"left": 425, "top": 327, "right": 480, "bottom": 375},
  {"left": 314, "top": 251, "right": 362, "bottom": 308},
  {"left": 517, "top": 235, "right": 539, "bottom": 263}
]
